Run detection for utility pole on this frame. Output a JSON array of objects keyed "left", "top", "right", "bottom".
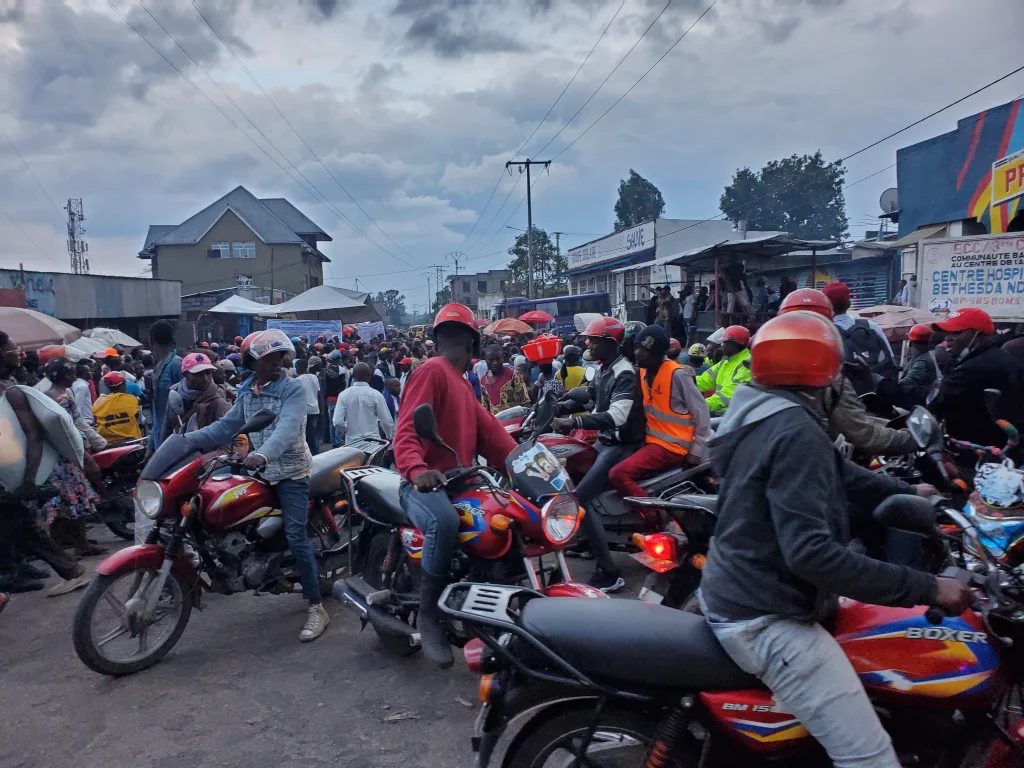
[
  {"left": 445, "top": 251, "right": 466, "bottom": 278},
  {"left": 552, "top": 232, "right": 564, "bottom": 299},
  {"left": 506, "top": 159, "right": 551, "bottom": 299},
  {"left": 422, "top": 271, "right": 432, "bottom": 314},
  {"left": 433, "top": 264, "right": 444, "bottom": 308},
  {"left": 65, "top": 198, "right": 90, "bottom": 274}
]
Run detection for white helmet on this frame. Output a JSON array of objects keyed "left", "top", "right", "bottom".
[
  {"left": 706, "top": 327, "right": 727, "bottom": 345},
  {"left": 249, "top": 329, "right": 295, "bottom": 360}
]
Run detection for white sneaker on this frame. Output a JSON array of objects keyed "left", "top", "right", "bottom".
[
  {"left": 300, "top": 604, "right": 330, "bottom": 642},
  {"left": 47, "top": 576, "right": 90, "bottom": 597}
]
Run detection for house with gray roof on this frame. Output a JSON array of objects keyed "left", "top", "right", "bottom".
[{"left": 138, "top": 186, "right": 331, "bottom": 297}]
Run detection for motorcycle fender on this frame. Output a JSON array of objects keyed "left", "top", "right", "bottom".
[
  {"left": 542, "top": 582, "right": 607, "bottom": 599},
  {"left": 477, "top": 692, "right": 600, "bottom": 768},
  {"left": 95, "top": 544, "right": 202, "bottom": 593}
]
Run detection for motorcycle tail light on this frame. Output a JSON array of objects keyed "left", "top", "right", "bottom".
[{"left": 638, "top": 533, "right": 677, "bottom": 562}]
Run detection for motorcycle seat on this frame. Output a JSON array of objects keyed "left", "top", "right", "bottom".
[
  {"left": 670, "top": 494, "right": 717, "bottom": 515},
  {"left": 310, "top": 446, "right": 366, "bottom": 497},
  {"left": 354, "top": 470, "right": 409, "bottom": 526},
  {"left": 519, "top": 597, "right": 757, "bottom": 692}
]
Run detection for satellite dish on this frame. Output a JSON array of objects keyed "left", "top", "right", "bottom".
[{"left": 879, "top": 188, "right": 899, "bottom": 214}]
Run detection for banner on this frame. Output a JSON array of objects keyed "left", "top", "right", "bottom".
[
  {"left": 266, "top": 319, "right": 343, "bottom": 340},
  {"left": 919, "top": 234, "right": 1024, "bottom": 320},
  {"left": 356, "top": 321, "right": 386, "bottom": 340},
  {"left": 992, "top": 148, "right": 1024, "bottom": 207}
]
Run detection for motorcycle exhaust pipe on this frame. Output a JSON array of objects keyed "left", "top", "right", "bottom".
[{"left": 333, "top": 582, "right": 421, "bottom": 645}]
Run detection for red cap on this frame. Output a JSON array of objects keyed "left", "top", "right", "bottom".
[
  {"left": 400, "top": 357, "right": 413, "bottom": 365},
  {"left": 933, "top": 308, "right": 994, "bottom": 335},
  {"left": 821, "top": 281, "right": 850, "bottom": 305},
  {"left": 102, "top": 371, "right": 126, "bottom": 387}
]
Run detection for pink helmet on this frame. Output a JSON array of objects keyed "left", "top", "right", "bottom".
[{"left": 248, "top": 329, "right": 295, "bottom": 360}]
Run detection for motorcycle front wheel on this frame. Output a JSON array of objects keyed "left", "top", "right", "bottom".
[
  {"left": 507, "top": 705, "right": 699, "bottom": 768},
  {"left": 73, "top": 569, "right": 193, "bottom": 676}
]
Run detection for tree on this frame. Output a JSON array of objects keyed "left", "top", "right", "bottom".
[
  {"left": 506, "top": 227, "right": 568, "bottom": 298},
  {"left": 375, "top": 289, "right": 407, "bottom": 326},
  {"left": 614, "top": 169, "right": 665, "bottom": 232},
  {"left": 719, "top": 151, "right": 848, "bottom": 241},
  {"left": 431, "top": 285, "right": 452, "bottom": 314}
]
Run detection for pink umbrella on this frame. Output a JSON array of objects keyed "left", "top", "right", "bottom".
[
  {"left": 855, "top": 305, "right": 942, "bottom": 343},
  {"left": 0, "top": 307, "right": 81, "bottom": 350},
  {"left": 483, "top": 318, "right": 533, "bottom": 336},
  {"left": 518, "top": 310, "right": 555, "bottom": 324}
]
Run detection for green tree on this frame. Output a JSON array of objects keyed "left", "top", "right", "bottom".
[
  {"left": 613, "top": 169, "right": 665, "bottom": 232},
  {"left": 431, "top": 285, "right": 452, "bottom": 314},
  {"left": 506, "top": 227, "right": 568, "bottom": 298},
  {"left": 719, "top": 151, "right": 848, "bottom": 241},
  {"left": 375, "top": 289, "right": 407, "bottom": 326}
]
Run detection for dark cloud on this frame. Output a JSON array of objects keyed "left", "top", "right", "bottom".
[
  {"left": 0, "top": 0, "right": 25, "bottom": 24},
  {"left": 759, "top": 16, "right": 799, "bottom": 43},
  {"left": 405, "top": 10, "right": 525, "bottom": 58},
  {"left": 305, "top": 0, "right": 347, "bottom": 18}
]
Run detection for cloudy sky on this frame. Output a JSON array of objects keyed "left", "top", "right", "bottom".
[{"left": 1, "top": 0, "right": 1022, "bottom": 311}]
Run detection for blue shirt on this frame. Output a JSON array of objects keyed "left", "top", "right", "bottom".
[{"left": 149, "top": 351, "right": 182, "bottom": 450}]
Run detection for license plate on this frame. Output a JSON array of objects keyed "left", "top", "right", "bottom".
[{"left": 629, "top": 551, "right": 680, "bottom": 573}]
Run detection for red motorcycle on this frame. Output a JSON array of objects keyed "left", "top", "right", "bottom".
[
  {"left": 446, "top": 504, "right": 1024, "bottom": 767},
  {"left": 90, "top": 438, "right": 148, "bottom": 540},
  {"left": 334, "top": 399, "right": 603, "bottom": 659},
  {"left": 72, "top": 410, "right": 376, "bottom": 676}
]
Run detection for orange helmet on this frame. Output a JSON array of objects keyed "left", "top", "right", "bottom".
[
  {"left": 582, "top": 316, "right": 625, "bottom": 344},
  {"left": 779, "top": 288, "right": 834, "bottom": 320},
  {"left": 433, "top": 303, "right": 480, "bottom": 340},
  {"left": 751, "top": 311, "right": 842, "bottom": 388},
  {"left": 907, "top": 323, "right": 933, "bottom": 343},
  {"left": 723, "top": 325, "right": 751, "bottom": 346}
]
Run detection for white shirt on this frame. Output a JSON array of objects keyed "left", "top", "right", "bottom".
[
  {"left": 333, "top": 381, "right": 394, "bottom": 444},
  {"left": 297, "top": 373, "right": 320, "bottom": 415},
  {"left": 71, "top": 378, "right": 95, "bottom": 425},
  {"left": 473, "top": 359, "right": 488, "bottom": 380},
  {"left": 683, "top": 294, "right": 696, "bottom": 320},
  {"left": 833, "top": 313, "right": 894, "bottom": 356}
]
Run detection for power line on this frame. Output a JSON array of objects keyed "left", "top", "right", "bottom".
[
  {"left": 1, "top": 129, "right": 65, "bottom": 224},
  {"left": 110, "top": 2, "right": 419, "bottom": 272},
  {"left": 531, "top": 0, "right": 673, "bottom": 159},
  {"left": 550, "top": 0, "right": 719, "bottom": 161},
  {"left": 0, "top": 211, "right": 61, "bottom": 267},
  {"left": 191, "top": 1, "right": 422, "bottom": 266},
  {"left": 465, "top": 171, "right": 525, "bottom": 256}
]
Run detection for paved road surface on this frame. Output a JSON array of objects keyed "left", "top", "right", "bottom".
[{"left": 2, "top": 527, "right": 644, "bottom": 768}]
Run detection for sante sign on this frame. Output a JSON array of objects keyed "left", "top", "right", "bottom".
[
  {"left": 992, "top": 148, "right": 1024, "bottom": 207},
  {"left": 567, "top": 221, "right": 654, "bottom": 272}
]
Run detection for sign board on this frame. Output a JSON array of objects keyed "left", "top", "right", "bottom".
[
  {"left": 567, "top": 222, "right": 654, "bottom": 272},
  {"left": 356, "top": 321, "right": 386, "bottom": 340},
  {"left": 266, "top": 319, "right": 343, "bottom": 340},
  {"left": 917, "top": 234, "right": 1024, "bottom": 320},
  {"left": 992, "top": 148, "right": 1024, "bottom": 207}
]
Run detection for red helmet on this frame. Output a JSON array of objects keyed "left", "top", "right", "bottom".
[
  {"left": 433, "top": 303, "right": 480, "bottom": 340},
  {"left": 907, "top": 323, "right": 933, "bottom": 343},
  {"left": 723, "top": 325, "right": 751, "bottom": 346},
  {"left": 779, "top": 288, "right": 834, "bottom": 320},
  {"left": 234, "top": 335, "right": 244, "bottom": 344},
  {"left": 581, "top": 316, "right": 625, "bottom": 344},
  {"left": 751, "top": 311, "right": 842, "bottom": 388},
  {"left": 240, "top": 331, "right": 261, "bottom": 358}
]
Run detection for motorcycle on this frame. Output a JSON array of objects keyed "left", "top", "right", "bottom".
[
  {"left": 90, "top": 438, "right": 148, "bottom": 540},
  {"left": 72, "top": 410, "right": 377, "bottom": 676},
  {"left": 333, "top": 396, "right": 603, "bottom": 659},
  {"left": 444, "top": 499, "right": 1024, "bottom": 767}
]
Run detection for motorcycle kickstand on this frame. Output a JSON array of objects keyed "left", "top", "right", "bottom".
[{"left": 568, "top": 697, "right": 607, "bottom": 768}]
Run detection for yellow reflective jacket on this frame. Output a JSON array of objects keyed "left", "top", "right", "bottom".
[{"left": 696, "top": 348, "right": 752, "bottom": 414}]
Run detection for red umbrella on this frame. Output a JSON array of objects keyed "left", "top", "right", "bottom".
[
  {"left": 473, "top": 318, "right": 489, "bottom": 329},
  {"left": 518, "top": 310, "right": 555, "bottom": 324}
]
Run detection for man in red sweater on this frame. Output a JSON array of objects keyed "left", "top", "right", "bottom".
[{"left": 394, "top": 303, "right": 517, "bottom": 667}]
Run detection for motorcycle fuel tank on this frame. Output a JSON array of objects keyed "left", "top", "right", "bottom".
[
  {"left": 396, "top": 492, "right": 513, "bottom": 564},
  {"left": 199, "top": 472, "right": 278, "bottom": 531}
]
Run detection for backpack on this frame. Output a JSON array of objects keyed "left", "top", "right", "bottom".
[{"left": 838, "top": 319, "right": 895, "bottom": 396}]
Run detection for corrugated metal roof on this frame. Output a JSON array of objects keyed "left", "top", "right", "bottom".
[
  {"left": 889, "top": 224, "right": 947, "bottom": 248},
  {"left": 151, "top": 186, "right": 304, "bottom": 247},
  {"left": 259, "top": 198, "right": 331, "bottom": 241}
]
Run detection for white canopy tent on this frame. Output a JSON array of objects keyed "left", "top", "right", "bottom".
[
  {"left": 82, "top": 327, "right": 141, "bottom": 348},
  {"left": 207, "top": 295, "right": 276, "bottom": 315},
  {"left": 264, "top": 284, "right": 384, "bottom": 323}
]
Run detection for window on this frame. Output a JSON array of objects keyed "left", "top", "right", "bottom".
[
  {"left": 232, "top": 242, "right": 256, "bottom": 259},
  {"left": 463, "top": 281, "right": 471, "bottom": 293},
  {"left": 208, "top": 242, "right": 230, "bottom": 259},
  {"left": 478, "top": 280, "right": 488, "bottom": 292},
  {"left": 596, "top": 274, "right": 608, "bottom": 294},
  {"left": 587, "top": 277, "right": 596, "bottom": 292}
]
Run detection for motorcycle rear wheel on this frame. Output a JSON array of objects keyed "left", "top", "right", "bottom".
[
  {"left": 73, "top": 569, "right": 193, "bottom": 676},
  {"left": 364, "top": 530, "right": 421, "bottom": 657},
  {"left": 102, "top": 496, "right": 136, "bottom": 541},
  {"left": 507, "top": 705, "right": 698, "bottom": 768}
]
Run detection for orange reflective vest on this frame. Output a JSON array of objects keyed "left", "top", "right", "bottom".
[{"left": 640, "top": 360, "right": 694, "bottom": 456}]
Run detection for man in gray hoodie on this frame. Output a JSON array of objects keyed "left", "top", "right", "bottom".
[{"left": 699, "top": 311, "right": 972, "bottom": 768}]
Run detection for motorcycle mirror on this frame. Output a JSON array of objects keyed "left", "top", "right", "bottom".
[
  {"left": 906, "top": 406, "right": 941, "bottom": 451},
  {"left": 240, "top": 409, "right": 276, "bottom": 434},
  {"left": 983, "top": 388, "right": 1002, "bottom": 422},
  {"left": 872, "top": 494, "right": 938, "bottom": 537},
  {"left": 413, "top": 403, "right": 441, "bottom": 443},
  {"left": 534, "top": 391, "right": 557, "bottom": 434},
  {"left": 564, "top": 387, "right": 591, "bottom": 405},
  {"left": 585, "top": 366, "right": 597, "bottom": 383}
]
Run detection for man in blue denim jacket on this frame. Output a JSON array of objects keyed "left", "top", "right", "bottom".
[
  {"left": 183, "top": 329, "right": 330, "bottom": 642},
  {"left": 147, "top": 320, "right": 182, "bottom": 453}
]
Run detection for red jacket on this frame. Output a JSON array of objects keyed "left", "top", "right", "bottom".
[{"left": 394, "top": 356, "right": 517, "bottom": 483}]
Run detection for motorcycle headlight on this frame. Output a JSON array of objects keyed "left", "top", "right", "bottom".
[
  {"left": 541, "top": 495, "right": 582, "bottom": 545},
  {"left": 134, "top": 479, "right": 164, "bottom": 520}
]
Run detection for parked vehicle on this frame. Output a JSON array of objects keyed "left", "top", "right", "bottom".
[
  {"left": 73, "top": 411, "right": 373, "bottom": 676},
  {"left": 90, "top": 438, "right": 148, "bottom": 540},
  {"left": 333, "top": 397, "right": 603, "bottom": 658},
  {"left": 445, "top": 499, "right": 1024, "bottom": 767}
]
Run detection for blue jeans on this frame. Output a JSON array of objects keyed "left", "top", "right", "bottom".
[
  {"left": 400, "top": 483, "right": 460, "bottom": 577},
  {"left": 305, "top": 413, "right": 321, "bottom": 456},
  {"left": 574, "top": 442, "right": 633, "bottom": 566},
  {"left": 277, "top": 477, "right": 321, "bottom": 602},
  {"left": 701, "top": 594, "right": 899, "bottom": 768}
]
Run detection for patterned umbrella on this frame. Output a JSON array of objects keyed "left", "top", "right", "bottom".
[{"left": 483, "top": 318, "right": 533, "bottom": 335}]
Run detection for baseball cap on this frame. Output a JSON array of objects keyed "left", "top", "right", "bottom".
[
  {"left": 102, "top": 371, "right": 126, "bottom": 386},
  {"left": 103, "top": 347, "right": 119, "bottom": 358},
  {"left": 182, "top": 352, "right": 217, "bottom": 374},
  {"left": 400, "top": 357, "right": 413, "bottom": 365},
  {"left": 932, "top": 307, "right": 994, "bottom": 335},
  {"left": 668, "top": 338, "right": 681, "bottom": 353},
  {"left": 217, "top": 358, "right": 236, "bottom": 372},
  {"left": 821, "top": 281, "right": 851, "bottom": 304}
]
